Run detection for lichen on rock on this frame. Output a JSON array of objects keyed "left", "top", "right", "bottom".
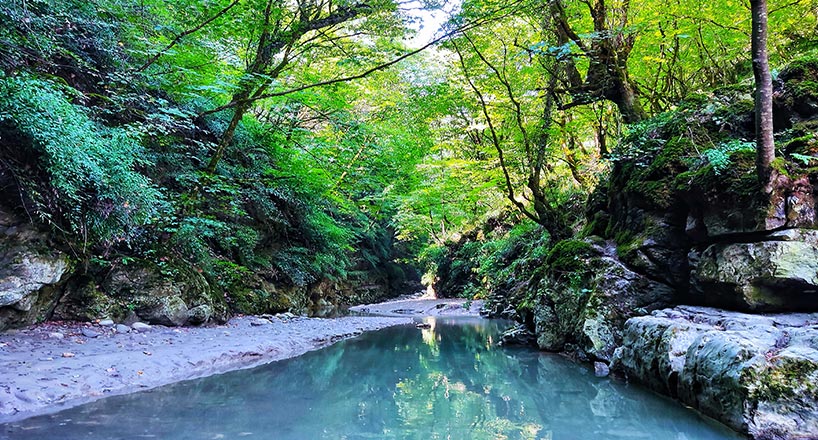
[{"left": 614, "top": 306, "right": 818, "bottom": 439}]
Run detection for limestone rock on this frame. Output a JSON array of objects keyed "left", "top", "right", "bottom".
[
  {"left": 534, "top": 240, "right": 675, "bottom": 361},
  {"left": 81, "top": 328, "right": 100, "bottom": 338},
  {"left": 614, "top": 306, "right": 818, "bottom": 439},
  {"left": 693, "top": 229, "right": 818, "bottom": 312},
  {"left": 0, "top": 205, "right": 71, "bottom": 330},
  {"left": 594, "top": 361, "right": 610, "bottom": 377},
  {"left": 0, "top": 253, "right": 69, "bottom": 308},
  {"left": 52, "top": 278, "right": 113, "bottom": 322},
  {"left": 187, "top": 304, "right": 212, "bottom": 325},
  {"left": 101, "top": 263, "right": 215, "bottom": 326},
  {"left": 136, "top": 295, "right": 189, "bottom": 326},
  {"left": 131, "top": 322, "right": 151, "bottom": 332}
]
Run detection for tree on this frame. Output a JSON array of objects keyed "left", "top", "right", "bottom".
[
  {"left": 751, "top": 0, "right": 775, "bottom": 194},
  {"left": 548, "top": 0, "right": 646, "bottom": 123},
  {"left": 203, "top": 0, "right": 399, "bottom": 174}
]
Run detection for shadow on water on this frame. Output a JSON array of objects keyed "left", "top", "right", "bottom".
[{"left": 2, "top": 317, "right": 743, "bottom": 439}]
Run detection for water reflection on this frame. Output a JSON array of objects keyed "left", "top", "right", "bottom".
[{"left": 2, "top": 318, "right": 741, "bottom": 439}]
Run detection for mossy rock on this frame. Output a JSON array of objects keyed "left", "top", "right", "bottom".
[
  {"left": 748, "top": 357, "right": 818, "bottom": 402},
  {"left": 52, "top": 277, "right": 117, "bottom": 322},
  {"left": 776, "top": 56, "right": 818, "bottom": 122},
  {"left": 545, "top": 239, "right": 594, "bottom": 274}
]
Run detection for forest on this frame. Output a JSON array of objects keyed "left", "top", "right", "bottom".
[
  {"left": 1, "top": 0, "right": 814, "bottom": 320},
  {"left": 3, "top": 0, "right": 818, "bottom": 438}
]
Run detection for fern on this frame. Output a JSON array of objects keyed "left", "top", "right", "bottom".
[{"left": 702, "top": 139, "right": 755, "bottom": 175}]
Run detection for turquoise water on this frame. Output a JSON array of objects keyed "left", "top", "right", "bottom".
[{"left": 2, "top": 318, "right": 742, "bottom": 439}]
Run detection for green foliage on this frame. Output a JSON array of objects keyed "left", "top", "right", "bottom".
[
  {"left": 0, "top": 0, "right": 122, "bottom": 74},
  {"left": 545, "top": 240, "right": 594, "bottom": 274},
  {"left": 0, "top": 73, "right": 166, "bottom": 249},
  {"left": 791, "top": 153, "right": 818, "bottom": 166},
  {"left": 3, "top": 0, "right": 818, "bottom": 321},
  {"left": 702, "top": 140, "right": 755, "bottom": 175},
  {"left": 429, "top": 219, "right": 551, "bottom": 300}
]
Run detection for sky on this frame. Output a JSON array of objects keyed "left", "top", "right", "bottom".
[{"left": 404, "top": 1, "right": 463, "bottom": 49}]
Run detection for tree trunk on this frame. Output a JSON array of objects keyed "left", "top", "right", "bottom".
[
  {"left": 205, "top": 98, "right": 250, "bottom": 174},
  {"left": 751, "top": 0, "right": 775, "bottom": 194}
]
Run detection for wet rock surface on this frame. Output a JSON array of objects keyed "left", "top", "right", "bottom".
[
  {"left": 533, "top": 240, "right": 675, "bottom": 362},
  {"left": 614, "top": 306, "right": 818, "bottom": 440},
  {"left": 498, "top": 323, "right": 537, "bottom": 346}
]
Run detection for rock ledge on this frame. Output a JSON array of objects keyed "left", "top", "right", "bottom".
[{"left": 614, "top": 306, "right": 818, "bottom": 440}]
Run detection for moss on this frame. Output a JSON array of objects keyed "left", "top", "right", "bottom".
[
  {"left": 747, "top": 358, "right": 818, "bottom": 401},
  {"left": 781, "top": 56, "right": 818, "bottom": 85},
  {"left": 771, "top": 157, "right": 792, "bottom": 178},
  {"left": 712, "top": 98, "right": 754, "bottom": 129},
  {"left": 675, "top": 149, "right": 759, "bottom": 199},
  {"left": 614, "top": 230, "right": 638, "bottom": 258},
  {"left": 229, "top": 287, "right": 289, "bottom": 315},
  {"left": 790, "top": 80, "right": 818, "bottom": 99},
  {"left": 545, "top": 239, "right": 594, "bottom": 274}
]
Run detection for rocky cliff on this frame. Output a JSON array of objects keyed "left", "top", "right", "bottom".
[
  {"left": 0, "top": 202, "right": 409, "bottom": 330},
  {"left": 477, "top": 58, "right": 818, "bottom": 439}
]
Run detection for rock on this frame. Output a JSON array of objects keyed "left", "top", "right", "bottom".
[
  {"left": 114, "top": 324, "right": 131, "bottom": 333},
  {"left": 101, "top": 262, "right": 216, "bottom": 326},
  {"left": 594, "top": 361, "right": 610, "bottom": 377},
  {"left": 0, "top": 253, "right": 69, "bottom": 308},
  {"left": 61, "top": 352, "right": 75, "bottom": 358},
  {"left": 52, "top": 278, "right": 113, "bottom": 323},
  {"left": 131, "top": 322, "right": 151, "bottom": 332},
  {"left": 533, "top": 240, "right": 675, "bottom": 361},
  {"left": 614, "top": 306, "right": 818, "bottom": 439},
  {"left": 249, "top": 318, "right": 269, "bottom": 326},
  {"left": 498, "top": 324, "right": 536, "bottom": 346},
  {"left": 98, "top": 319, "right": 114, "bottom": 327},
  {"left": 693, "top": 229, "right": 818, "bottom": 312},
  {"left": 80, "top": 328, "right": 100, "bottom": 338},
  {"left": 136, "top": 295, "right": 189, "bottom": 326},
  {"left": 0, "top": 205, "right": 71, "bottom": 330},
  {"left": 187, "top": 304, "right": 212, "bottom": 325},
  {"left": 47, "top": 332, "right": 64, "bottom": 339}
]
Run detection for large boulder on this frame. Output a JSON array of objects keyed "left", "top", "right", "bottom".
[
  {"left": 0, "top": 206, "right": 71, "bottom": 330},
  {"left": 614, "top": 306, "right": 818, "bottom": 439},
  {"left": 51, "top": 277, "right": 114, "bottom": 322},
  {"left": 534, "top": 239, "right": 675, "bottom": 361},
  {"left": 692, "top": 229, "right": 818, "bottom": 312},
  {"left": 101, "top": 262, "right": 217, "bottom": 326}
]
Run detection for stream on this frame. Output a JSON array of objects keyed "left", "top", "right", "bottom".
[{"left": 1, "top": 317, "right": 742, "bottom": 439}]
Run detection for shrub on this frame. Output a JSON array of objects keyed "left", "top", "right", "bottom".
[{"left": 0, "top": 73, "right": 166, "bottom": 252}]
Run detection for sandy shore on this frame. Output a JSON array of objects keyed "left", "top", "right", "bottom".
[
  {"left": 0, "top": 314, "right": 412, "bottom": 423},
  {"left": 349, "top": 297, "right": 484, "bottom": 317}
]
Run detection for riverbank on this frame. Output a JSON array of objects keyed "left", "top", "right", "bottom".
[
  {"left": 0, "top": 314, "right": 414, "bottom": 422},
  {"left": 349, "top": 296, "right": 484, "bottom": 317}
]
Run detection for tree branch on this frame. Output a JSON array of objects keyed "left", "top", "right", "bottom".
[{"left": 137, "top": 0, "right": 241, "bottom": 73}]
